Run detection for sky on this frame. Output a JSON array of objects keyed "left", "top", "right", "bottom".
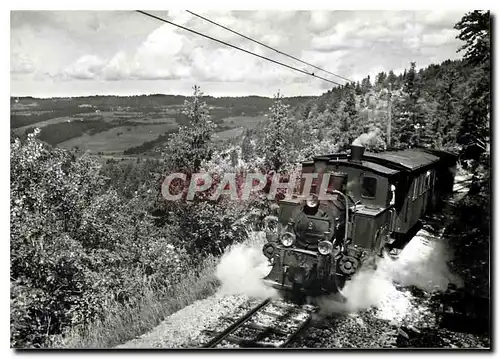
[{"left": 10, "top": 10, "right": 468, "bottom": 98}]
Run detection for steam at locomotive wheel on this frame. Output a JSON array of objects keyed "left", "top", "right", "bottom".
[{"left": 262, "top": 144, "right": 457, "bottom": 299}]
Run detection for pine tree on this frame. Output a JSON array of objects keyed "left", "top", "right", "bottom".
[
  {"left": 241, "top": 130, "right": 255, "bottom": 162},
  {"left": 355, "top": 81, "right": 362, "bottom": 95},
  {"left": 393, "top": 62, "right": 426, "bottom": 148},
  {"left": 361, "top": 75, "right": 372, "bottom": 94},
  {"left": 163, "top": 85, "right": 216, "bottom": 173},
  {"left": 454, "top": 10, "right": 491, "bottom": 164},
  {"left": 230, "top": 148, "right": 239, "bottom": 168},
  {"left": 335, "top": 86, "right": 362, "bottom": 151},
  {"left": 375, "top": 71, "right": 387, "bottom": 90},
  {"left": 387, "top": 70, "right": 398, "bottom": 87},
  {"left": 262, "top": 91, "right": 293, "bottom": 172},
  {"left": 435, "top": 69, "right": 460, "bottom": 148}
]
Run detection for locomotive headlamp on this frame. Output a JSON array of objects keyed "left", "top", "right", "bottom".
[
  {"left": 318, "top": 240, "right": 334, "bottom": 255},
  {"left": 280, "top": 232, "right": 296, "bottom": 247},
  {"left": 306, "top": 195, "right": 319, "bottom": 208}
]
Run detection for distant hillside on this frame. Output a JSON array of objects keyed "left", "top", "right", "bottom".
[
  {"left": 11, "top": 94, "right": 315, "bottom": 129},
  {"left": 11, "top": 94, "right": 315, "bottom": 116},
  {"left": 11, "top": 94, "right": 315, "bottom": 156}
]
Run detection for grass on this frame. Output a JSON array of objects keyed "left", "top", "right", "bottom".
[{"left": 50, "top": 254, "right": 220, "bottom": 349}]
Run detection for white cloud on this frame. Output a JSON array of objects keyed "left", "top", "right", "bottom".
[
  {"left": 10, "top": 10, "right": 468, "bottom": 97},
  {"left": 102, "top": 51, "right": 131, "bottom": 80},
  {"left": 309, "top": 11, "right": 332, "bottom": 34},
  {"left": 11, "top": 53, "right": 35, "bottom": 74},
  {"left": 422, "top": 28, "right": 459, "bottom": 47},
  {"left": 63, "top": 55, "right": 105, "bottom": 80}
]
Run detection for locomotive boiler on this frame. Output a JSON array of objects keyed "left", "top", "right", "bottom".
[{"left": 262, "top": 144, "right": 457, "bottom": 296}]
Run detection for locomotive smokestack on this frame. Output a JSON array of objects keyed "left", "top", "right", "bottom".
[{"left": 350, "top": 144, "right": 365, "bottom": 162}]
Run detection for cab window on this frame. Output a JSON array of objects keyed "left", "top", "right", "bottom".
[{"left": 361, "top": 176, "right": 377, "bottom": 199}]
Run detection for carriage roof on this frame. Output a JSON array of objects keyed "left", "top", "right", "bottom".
[
  {"left": 310, "top": 148, "right": 444, "bottom": 176},
  {"left": 363, "top": 149, "right": 441, "bottom": 171}
]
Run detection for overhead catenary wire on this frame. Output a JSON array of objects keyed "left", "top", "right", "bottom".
[
  {"left": 186, "top": 10, "right": 353, "bottom": 83},
  {"left": 136, "top": 10, "right": 343, "bottom": 87}
]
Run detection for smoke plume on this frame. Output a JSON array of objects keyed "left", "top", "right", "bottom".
[{"left": 215, "top": 232, "right": 278, "bottom": 299}]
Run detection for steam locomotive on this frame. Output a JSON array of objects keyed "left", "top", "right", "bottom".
[{"left": 262, "top": 144, "right": 457, "bottom": 296}]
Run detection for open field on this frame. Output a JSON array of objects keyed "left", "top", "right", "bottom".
[
  {"left": 220, "top": 115, "right": 266, "bottom": 128},
  {"left": 10, "top": 95, "right": 292, "bottom": 155},
  {"left": 58, "top": 124, "right": 178, "bottom": 154},
  {"left": 214, "top": 127, "right": 245, "bottom": 140},
  {"left": 13, "top": 113, "right": 106, "bottom": 134},
  {"left": 51, "top": 114, "right": 266, "bottom": 154}
]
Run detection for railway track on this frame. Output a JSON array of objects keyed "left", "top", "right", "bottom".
[{"left": 202, "top": 297, "right": 316, "bottom": 348}]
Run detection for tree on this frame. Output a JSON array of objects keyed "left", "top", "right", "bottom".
[
  {"left": 335, "top": 85, "right": 363, "bottom": 151},
  {"left": 361, "top": 75, "right": 372, "bottom": 94},
  {"left": 386, "top": 70, "right": 398, "bottom": 87},
  {"left": 230, "top": 148, "right": 239, "bottom": 168},
  {"left": 455, "top": 11, "right": 491, "bottom": 67},
  {"left": 434, "top": 69, "right": 461, "bottom": 148},
  {"left": 10, "top": 131, "right": 185, "bottom": 347},
  {"left": 454, "top": 11, "right": 491, "bottom": 164},
  {"left": 163, "top": 85, "right": 216, "bottom": 173},
  {"left": 375, "top": 71, "right": 387, "bottom": 90},
  {"left": 241, "top": 130, "right": 255, "bottom": 163},
  {"left": 354, "top": 81, "right": 362, "bottom": 95},
  {"left": 261, "top": 91, "right": 294, "bottom": 172},
  {"left": 392, "top": 62, "right": 427, "bottom": 148}
]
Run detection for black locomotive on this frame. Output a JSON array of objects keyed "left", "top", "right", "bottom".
[{"left": 262, "top": 144, "right": 457, "bottom": 296}]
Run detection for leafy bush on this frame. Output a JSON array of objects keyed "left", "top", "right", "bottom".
[
  {"left": 11, "top": 130, "right": 188, "bottom": 347},
  {"left": 445, "top": 156, "right": 490, "bottom": 297}
]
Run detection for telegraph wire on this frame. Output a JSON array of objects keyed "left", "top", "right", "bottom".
[
  {"left": 136, "top": 10, "right": 343, "bottom": 87},
  {"left": 186, "top": 10, "right": 353, "bottom": 83}
]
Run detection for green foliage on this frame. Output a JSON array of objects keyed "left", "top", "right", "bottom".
[
  {"left": 163, "top": 86, "right": 216, "bottom": 173},
  {"left": 152, "top": 86, "right": 261, "bottom": 259},
  {"left": 391, "top": 62, "right": 427, "bottom": 148},
  {"left": 260, "top": 92, "right": 295, "bottom": 172},
  {"left": 445, "top": 160, "right": 490, "bottom": 297},
  {"left": 455, "top": 11, "right": 491, "bottom": 67},
  {"left": 241, "top": 130, "right": 255, "bottom": 163},
  {"left": 11, "top": 130, "right": 187, "bottom": 347},
  {"left": 166, "top": 199, "right": 249, "bottom": 257},
  {"left": 455, "top": 10, "right": 490, "bottom": 164},
  {"left": 230, "top": 149, "right": 239, "bottom": 167},
  {"left": 100, "top": 158, "right": 163, "bottom": 199}
]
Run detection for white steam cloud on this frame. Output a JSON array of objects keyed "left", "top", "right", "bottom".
[
  {"left": 215, "top": 232, "right": 279, "bottom": 299},
  {"left": 352, "top": 128, "right": 386, "bottom": 150},
  {"left": 316, "top": 230, "right": 462, "bottom": 321}
]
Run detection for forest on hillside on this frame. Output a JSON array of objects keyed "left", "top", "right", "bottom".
[{"left": 10, "top": 11, "right": 490, "bottom": 348}]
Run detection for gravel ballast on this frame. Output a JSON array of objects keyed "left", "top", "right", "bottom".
[{"left": 116, "top": 293, "right": 253, "bottom": 348}]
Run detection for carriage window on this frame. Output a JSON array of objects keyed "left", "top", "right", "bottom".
[
  {"left": 361, "top": 176, "right": 377, "bottom": 198},
  {"left": 425, "top": 171, "right": 432, "bottom": 190}
]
